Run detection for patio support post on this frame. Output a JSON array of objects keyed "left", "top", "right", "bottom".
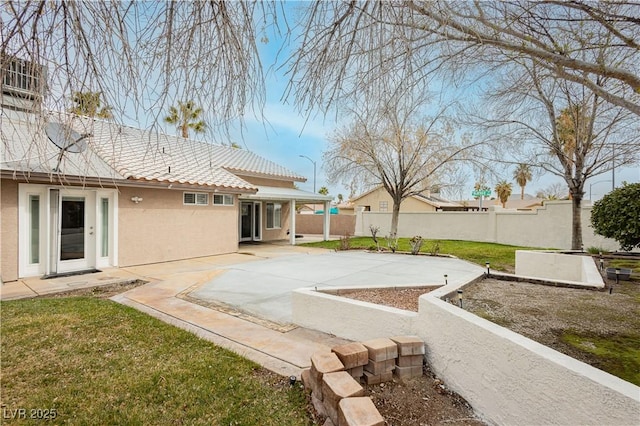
[
  {"left": 323, "top": 200, "right": 331, "bottom": 241},
  {"left": 290, "top": 200, "right": 296, "bottom": 245}
]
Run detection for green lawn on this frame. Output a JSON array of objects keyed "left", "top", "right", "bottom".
[
  {"left": 302, "top": 237, "right": 542, "bottom": 271},
  {"left": 0, "top": 297, "right": 311, "bottom": 425}
]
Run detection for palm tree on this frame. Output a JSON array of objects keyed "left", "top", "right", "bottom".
[
  {"left": 513, "top": 163, "right": 532, "bottom": 200},
  {"left": 495, "top": 180, "right": 513, "bottom": 208},
  {"left": 318, "top": 186, "right": 329, "bottom": 195},
  {"left": 164, "top": 100, "right": 206, "bottom": 138},
  {"left": 69, "top": 91, "right": 113, "bottom": 119}
]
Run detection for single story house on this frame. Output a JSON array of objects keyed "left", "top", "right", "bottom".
[
  {"left": 350, "top": 186, "right": 463, "bottom": 213},
  {"left": 1, "top": 106, "right": 332, "bottom": 282}
]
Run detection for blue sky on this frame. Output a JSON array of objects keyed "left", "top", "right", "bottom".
[{"left": 153, "top": 2, "right": 638, "bottom": 203}]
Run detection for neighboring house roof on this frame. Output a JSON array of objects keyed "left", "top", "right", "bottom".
[
  {"left": 349, "top": 185, "right": 462, "bottom": 209},
  {"left": 1, "top": 110, "right": 305, "bottom": 192},
  {"left": 460, "top": 196, "right": 544, "bottom": 210},
  {"left": 349, "top": 186, "right": 381, "bottom": 203},
  {"left": 414, "top": 193, "right": 463, "bottom": 209}
]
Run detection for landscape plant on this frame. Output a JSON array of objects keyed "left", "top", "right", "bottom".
[
  {"left": 303, "top": 238, "right": 539, "bottom": 272},
  {"left": 369, "top": 225, "right": 380, "bottom": 251},
  {"left": 409, "top": 236, "right": 424, "bottom": 255},
  {"left": 494, "top": 180, "right": 513, "bottom": 208},
  {"left": 385, "top": 233, "right": 399, "bottom": 253},
  {"left": 164, "top": 100, "right": 207, "bottom": 138},
  {"left": 591, "top": 183, "right": 640, "bottom": 251},
  {"left": 339, "top": 233, "right": 351, "bottom": 251}
]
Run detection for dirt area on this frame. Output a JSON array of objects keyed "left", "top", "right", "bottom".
[
  {"left": 462, "top": 277, "right": 639, "bottom": 379},
  {"left": 335, "top": 286, "right": 441, "bottom": 312},
  {"left": 339, "top": 273, "right": 640, "bottom": 386},
  {"left": 256, "top": 366, "right": 484, "bottom": 426},
  {"left": 37, "top": 280, "right": 148, "bottom": 299},
  {"left": 363, "top": 366, "right": 484, "bottom": 426}
]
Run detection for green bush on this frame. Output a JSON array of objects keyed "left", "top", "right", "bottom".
[{"left": 591, "top": 183, "right": 640, "bottom": 251}]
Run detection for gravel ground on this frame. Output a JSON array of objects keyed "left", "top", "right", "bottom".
[
  {"left": 461, "top": 277, "right": 640, "bottom": 369},
  {"left": 339, "top": 275, "right": 640, "bottom": 384},
  {"left": 336, "top": 286, "right": 440, "bottom": 312}
]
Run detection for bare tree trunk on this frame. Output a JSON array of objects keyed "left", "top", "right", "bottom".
[
  {"left": 571, "top": 194, "right": 583, "bottom": 250},
  {"left": 390, "top": 199, "right": 401, "bottom": 237}
]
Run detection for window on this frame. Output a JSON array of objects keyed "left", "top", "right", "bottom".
[
  {"left": 213, "top": 194, "right": 234, "bottom": 205},
  {"left": 266, "top": 202, "right": 282, "bottom": 229},
  {"left": 2, "top": 57, "right": 43, "bottom": 95},
  {"left": 183, "top": 192, "right": 208, "bottom": 205},
  {"left": 379, "top": 201, "right": 388, "bottom": 212},
  {"left": 29, "top": 195, "right": 39, "bottom": 263},
  {"left": 101, "top": 198, "right": 109, "bottom": 257}
]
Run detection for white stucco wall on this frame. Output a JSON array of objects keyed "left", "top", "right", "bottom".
[
  {"left": 291, "top": 280, "right": 639, "bottom": 425},
  {"left": 291, "top": 288, "right": 416, "bottom": 341},
  {"left": 356, "top": 201, "right": 621, "bottom": 251},
  {"left": 417, "top": 296, "right": 640, "bottom": 426},
  {"left": 515, "top": 250, "right": 605, "bottom": 288}
]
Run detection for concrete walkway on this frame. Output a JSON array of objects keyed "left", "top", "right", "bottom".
[{"left": 1, "top": 243, "right": 484, "bottom": 378}]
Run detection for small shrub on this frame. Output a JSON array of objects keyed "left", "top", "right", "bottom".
[
  {"left": 591, "top": 183, "right": 640, "bottom": 251},
  {"left": 409, "top": 236, "right": 424, "bottom": 255},
  {"left": 587, "top": 246, "right": 607, "bottom": 255},
  {"left": 339, "top": 234, "right": 351, "bottom": 251},
  {"left": 386, "top": 233, "right": 399, "bottom": 253},
  {"left": 428, "top": 240, "right": 441, "bottom": 256},
  {"left": 370, "top": 225, "right": 380, "bottom": 251}
]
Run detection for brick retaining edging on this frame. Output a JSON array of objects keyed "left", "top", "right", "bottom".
[{"left": 301, "top": 336, "right": 425, "bottom": 425}]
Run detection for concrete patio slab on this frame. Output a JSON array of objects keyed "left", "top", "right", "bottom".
[{"left": 188, "top": 251, "right": 486, "bottom": 324}]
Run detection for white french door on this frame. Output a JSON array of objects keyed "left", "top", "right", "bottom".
[
  {"left": 239, "top": 201, "right": 262, "bottom": 242},
  {"left": 50, "top": 189, "right": 96, "bottom": 274},
  {"left": 18, "top": 184, "right": 117, "bottom": 278}
]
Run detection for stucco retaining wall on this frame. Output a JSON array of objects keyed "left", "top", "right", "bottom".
[
  {"left": 292, "top": 279, "right": 639, "bottom": 424},
  {"left": 515, "top": 250, "right": 605, "bottom": 287},
  {"left": 417, "top": 295, "right": 640, "bottom": 426},
  {"left": 356, "top": 201, "right": 620, "bottom": 251},
  {"left": 291, "top": 288, "right": 416, "bottom": 341}
]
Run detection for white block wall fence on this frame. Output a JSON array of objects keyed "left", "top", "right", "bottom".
[{"left": 355, "top": 200, "right": 621, "bottom": 251}]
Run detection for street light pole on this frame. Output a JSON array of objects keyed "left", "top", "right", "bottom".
[
  {"left": 589, "top": 179, "right": 612, "bottom": 200},
  {"left": 611, "top": 144, "right": 615, "bottom": 191},
  {"left": 299, "top": 155, "right": 316, "bottom": 193}
]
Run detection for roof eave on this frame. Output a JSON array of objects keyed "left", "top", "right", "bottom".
[{"left": 227, "top": 169, "right": 307, "bottom": 183}]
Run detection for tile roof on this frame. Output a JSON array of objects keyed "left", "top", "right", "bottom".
[
  {"left": 414, "top": 193, "right": 463, "bottom": 208},
  {"left": 1, "top": 110, "right": 123, "bottom": 181},
  {"left": 2, "top": 110, "right": 305, "bottom": 191}
]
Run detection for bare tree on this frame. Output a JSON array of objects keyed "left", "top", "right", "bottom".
[
  {"left": 536, "top": 182, "right": 569, "bottom": 200},
  {"left": 1, "top": 1, "right": 277, "bottom": 129},
  {"left": 288, "top": 1, "right": 640, "bottom": 116},
  {"left": 479, "top": 60, "right": 639, "bottom": 250},
  {"left": 325, "top": 93, "right": 479, "bottom": 236}
]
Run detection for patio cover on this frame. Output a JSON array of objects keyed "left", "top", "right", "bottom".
[{"left": 240, "top": 186, "right": 334, "bottom": 244}]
